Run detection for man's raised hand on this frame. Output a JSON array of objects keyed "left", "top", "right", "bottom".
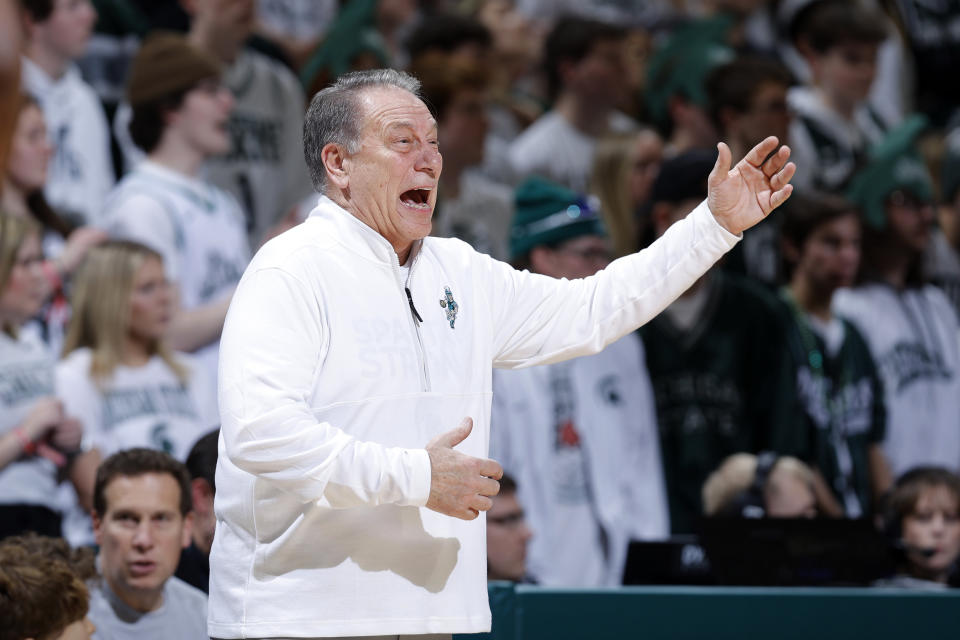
[
  {"left": 425, "top": 417, "right": 503, "bottom": 520},
  {"left": 707, "top": 136, "right": 796, "bottom": 236}
]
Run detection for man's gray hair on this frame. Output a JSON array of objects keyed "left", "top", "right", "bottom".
[{"left": 303, "top": 69, "right": 423, "bottom": 193}]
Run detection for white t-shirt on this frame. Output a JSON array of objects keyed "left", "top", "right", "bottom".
[
  {"left": 22, "top": 58, "right": 115, "bottom": 226},
  {"left": 491, "top": 332, "right": 669, "bottom": 587},
  {"left": 56, "top": 348, "right": 218, "bottom": 461},
  {"left": 0, "top": 330, "right": 59, "bottom": 510},
  {"left": 507, "top": 110, "right": 636, "bottom": 193},
  {"left": 102, "top": 160, "right": 251, "bottom": 390},
  {"left": 114, "top": 50, "right": 315, "bottom": 249},
  {"left": 834, "top": 284, "right": 960, "bottom": 475}
]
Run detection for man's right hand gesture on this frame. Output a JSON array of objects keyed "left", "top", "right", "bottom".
[{"left": 425, "top": 417, "right": 503, "bottom": 520}]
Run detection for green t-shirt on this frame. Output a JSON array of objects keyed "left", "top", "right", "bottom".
[
  {"left": 771, "top": 295, "right": 886, "bottom": 517},
  {"left": 640, "top": 273, "right": 791, "bottom": 533}
]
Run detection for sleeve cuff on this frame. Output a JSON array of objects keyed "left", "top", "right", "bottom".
[
  {"left": 399, "top": 447, "right": 432, "bottom": 508},
  {"left": 694, "top": 199, "right": 743, "bottom": 245}
]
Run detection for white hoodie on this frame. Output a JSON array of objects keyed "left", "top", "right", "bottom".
[{"left": 209, "top": 196, "right": 738, "bottom": 638}]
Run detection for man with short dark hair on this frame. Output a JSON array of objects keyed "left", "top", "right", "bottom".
[
  {"left": 212, "top": 67, "right": 794, "bottom": 638},
  {"left": 88, "top": 447, "right": 207, "bottom": 639},
  {"left": 507, "top": 16, "right": 633, "bottom": 192}
]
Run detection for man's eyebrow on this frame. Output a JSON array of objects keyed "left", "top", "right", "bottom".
[{"left": 385, "top": 120, "right": 439, "bottom": 134}]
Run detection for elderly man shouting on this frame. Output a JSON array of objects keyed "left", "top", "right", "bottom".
[{"left": 209, "top": 68, "right": 794, "bottom": 640}]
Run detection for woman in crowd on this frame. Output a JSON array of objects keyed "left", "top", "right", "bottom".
[
  {"left": 0, "top": 214, "right": 88, "bottom": 538},
  {"left": 57, "top": 240, "right": 218, "bottom": 462},
  {"left": 589, "top": 127, "right": 663, "bottom": 258},
  {"left": 1, "top": 94, "right": 105, "bottom": 351}
]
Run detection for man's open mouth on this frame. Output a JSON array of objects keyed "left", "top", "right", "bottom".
[{"left": 400, "top": 188, "right": 432, "bottom": 209}]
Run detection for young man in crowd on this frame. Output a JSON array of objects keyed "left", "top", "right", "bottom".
[
  {"left": 773, "top": 192, "right": 891, "bottom": 518},
  {"left": 507, "top": 16, "right": 634, "bottom": 192},
  {"left": 103, "top": 34, "right": 250, "bottom": 393},
  {"left": 835, "top": 117, "right": 960, "bottom": 478},
  {"left": 175, "top": 428, "right": 219, "bottom": 593},
  {"left": 19, "top": 0, "right": 114, "bottom": 226},
  {"left": 787, "top": 0, "right": 893, "bottom": 193},
  {"left": 89, "top": 448, "right": 207, "bottom": 639},
  {"left": 490, "top": 176, "right": 668, "bottom": 586},
  {"left": 706, "top": 55, "right": 794, "bottom": 285},
  {"left": 639, "top": 150, "right": 792, "bottom": 533}
]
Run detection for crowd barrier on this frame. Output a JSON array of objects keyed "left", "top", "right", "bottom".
[{"left": 455, "top": 582, "right": 960, "bottom": 640}]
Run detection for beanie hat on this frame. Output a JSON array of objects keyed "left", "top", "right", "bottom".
[
  {"left": 650, "top": 149, "right": 717, "bottom": 205},
  {"left": 510, "top": 176, "right": 606, "bottom": 260},
  {"left": 126, "top": 32, "right": 222, "bottom": 107},
  {"left": 846, "top": 115, "right": 933, "bottom": 230}
]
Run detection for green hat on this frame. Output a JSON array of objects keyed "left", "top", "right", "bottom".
[
  {"left": 942, "top": 127, "right": 960, "bottom": 204},
  {"left": 645, "top": 16, "right": 735, "bottom": 130},
  {"left": 510, "top": 176, "right": 606, "bottom": 260},
  {"left": 846, "top": 115, "right": 934, "bottom": 230}
]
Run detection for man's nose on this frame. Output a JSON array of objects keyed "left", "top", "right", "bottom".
[
  {"left": 132, "top": 522, "right": 154, "bottom": 549},
  {"left": 416, "top": 144, "right": 442, "bottom": 177}
]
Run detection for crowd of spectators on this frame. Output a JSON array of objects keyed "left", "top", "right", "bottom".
[{"left": 2, "top": 0, "right": 960, "bottom": 635}]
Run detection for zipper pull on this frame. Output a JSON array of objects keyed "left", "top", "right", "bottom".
[{"left": 405, "top": 287, "right": 423, "bottom": 323}]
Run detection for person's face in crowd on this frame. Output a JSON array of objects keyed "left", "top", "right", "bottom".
[
  {"left": 477, "top": 0, "right": 543, "bottom": 79},
  {"left": 566, "top": 38, "right": 629, "bottom": 109},
  {"left": 486, "top": 491, "right": 532, "bottom": 581},
  {"left": 127, "top": 255, "right": 172, "bottom": 345},
  {"left": 737, "top": 81, "right": 790, "bottom": 150},
  {"left": 0, "top": 232, "right": 47, "bottom": 326},
  {"left": 795, "top": 212, "right": 861, "bottom": 293},
  {"left": 885, "top": 189, "right": 935, "bottom": 254},
  {"left": 168, "top": 78, "right": 234, "bottom": 158},
  {"left": 29, "top": 0, "right": 97, "bottom": 62},
  {"left": 439, "top": 87, "right": 488, "bottom": 170},
  {"left": 765, "top": 469, "right": 817, "bottom": 519},
  {"left": 50, "top": 617, "right": 96, "bottom": 640},
  {"left": 628, "top": 130, "right": 663, "bottom": 209},
  {"left": 93, "top": 472, "right": 193, "bottom": 613},
  {"left": 901, "top": 484, "right": 960, "bottom": 579},
  {"left": 532, "top": 234, "right": 613, "bottom": 280},
  {"left": 814, "top": 42, "right": 879, "bottom": 107},
  {"left": 187, "top": 0, "right": 255, "bottom": 43},
  {"left": 338, "top": 86, "right": 442, "bottom": 257},
  {"left": 6, "top": 104, "right": 52, "bottom": 193}
]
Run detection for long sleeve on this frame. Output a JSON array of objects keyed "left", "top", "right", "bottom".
[{"left": 488, "top": 200, "right": 740, "bottom": 368}]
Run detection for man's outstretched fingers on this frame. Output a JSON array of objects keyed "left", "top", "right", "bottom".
[
  {"left": 770, "top": 162, "right": 797, "bottom": 190},
  {"left": 771, "top": 184, "right": 794, "bottom": 208},
  {"left": 743, "top": 136, "right": 779, "bottom": 168},
  {"left": 761, "top": 145, "right": 791, "bottom": 178},
  {"left": 479, "top": 476, "right": 501, "bottom": 498}
]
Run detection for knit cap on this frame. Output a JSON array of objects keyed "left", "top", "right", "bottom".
[
  {"left": 126, "top": 32, "right": 222, "bottom": 107},
  {"left": 846, "top": 115, "right": 933, "bottom": 230},
  {"left": 510, "top": 177, "right": 605, "bottom": 260}
]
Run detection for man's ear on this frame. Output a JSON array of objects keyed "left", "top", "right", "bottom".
[
  {"left": 181, "top": 511, "right": 195, "bottom": 549},
  {"left": 322, "top": 142, "right": 351, "bottom": 191},
  {"left": 92, "top": 512, "right": 104, "bottom": 546},
  {"left": 651, "top": 202, "right": 673, "bottom": 238},
  {"left": 781, "top": 236, "right": 801, "bottom": 265}
]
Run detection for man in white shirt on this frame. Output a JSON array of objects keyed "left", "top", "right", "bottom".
[
  {"left": 20, "top": 0, "right": 114, "bottom": 226},
  {"left": 210, "top": 68, "right": 795, "bottom": 639}
]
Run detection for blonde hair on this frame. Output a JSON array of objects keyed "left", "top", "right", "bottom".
[
  {"left": 702, "top": 453, "right": 815, "bottom": 516},
  {"left": 0, "top": 213, "right": 42, "bottom": 337},
  {"left": 63, "top": 240, "right": 188, "bottom": 385},
  {"left": 589, "top": 128, "right": 659, "bottom": 258}
]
